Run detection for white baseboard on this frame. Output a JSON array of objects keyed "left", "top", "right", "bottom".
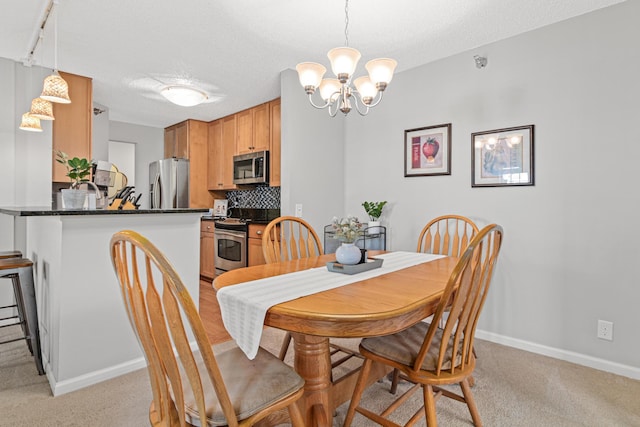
[
  {"left": 48, "top": 341, "right": 200, "bottom": 396},
  {"left": 50, "top": 356, "right": 147, "bottom": 396},
  {"left": 476, "top": 329, "right": 640, "bottom": 381}
]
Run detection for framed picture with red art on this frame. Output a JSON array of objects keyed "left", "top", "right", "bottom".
[{"left": 404, "top": 123, "right": 452, "bottom": 177}]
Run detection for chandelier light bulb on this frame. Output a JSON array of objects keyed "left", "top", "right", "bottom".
[
  {"left": 366, "top": 58, "right": 398, "bottom": 90},
  {"left": 353, "top": 76, "right": 378, "bottom": 104},
  {"left": 296, "top": 62, "right": 327, "bottom": 93},
  {"left": 319, "top": 79, "right": 341, "bottom": 102},
  {"left": 160, "top": 85, "right": 208, "bottom": 107},
  {"left": 327, "top": 47, "right": 361, "bottom": 82}
]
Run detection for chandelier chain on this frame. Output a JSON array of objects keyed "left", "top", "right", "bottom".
[{"left": 344, "top": 0, "right": 349, "bottom": 47}]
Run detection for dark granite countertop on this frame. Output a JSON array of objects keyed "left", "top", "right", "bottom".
[{"left": 0, "top": 207, "right": 209, "bottom": 217}]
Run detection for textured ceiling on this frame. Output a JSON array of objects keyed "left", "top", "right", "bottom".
[{"left": 0, "top": 0, "right": 626, "bottom": 128}]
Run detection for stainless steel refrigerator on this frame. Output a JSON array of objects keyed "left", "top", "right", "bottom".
[{"left": 149, "top": 158, "right": 190, "bottom": 209}]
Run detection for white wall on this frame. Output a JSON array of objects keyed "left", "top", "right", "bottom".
[
  {"left": 13, "top": 62, "right": 52, "bottom": 207},
  {"left": 0, "top": 59, "right": 16, "bottom": 250},
  {"left": 280, "top": 69, "right": 345, "bottom": 234},
  {"left": 108, "top": 121, "right": 164, "bottom": 209},
  {"left": 92, "top": 102, "right": 110, "bottom": 161},
  {"left": 343, "top": 1, "right": 640, "bottom": 374}
]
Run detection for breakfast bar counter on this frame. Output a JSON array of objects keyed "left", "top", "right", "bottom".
[{"left": 0, "top": 207, "right": 207, "bottom": 395}]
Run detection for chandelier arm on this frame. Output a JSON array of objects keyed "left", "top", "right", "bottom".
[
  {"left": 350, "top": 95, "right": 370, "bottom": 116},
  {"left": 365, "top": 90, "right": 385, "bottom": 108},
  {"left": 307, "top": 94, "right": 332, "bottom": 110},
  {"left": 328, "top": 102, "right": 340, "bottom": 117}
]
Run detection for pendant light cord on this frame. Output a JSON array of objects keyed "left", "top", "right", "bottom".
[
  {"left": 344, "top": 0, "right": 349, "bottom": 47},
  {"left": 53, "top": 3, "right": 58, "bottom": 71}
]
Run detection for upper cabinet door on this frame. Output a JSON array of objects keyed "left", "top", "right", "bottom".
[
  {"left": 52, "top": 72, "right": 93, "bottom": 183},
  {"left": 252, "top": 103, "right": 270, "bottom": 153},
  {"left": 165, "top": 121, "right": 189, "bottom": 158},
  {"left": 269, "top": 99, "right": 281, "bottom": 187},
  {"left": 235, "top": 103, "right": 270, "bottom": 154},
  {"left": 236, "top": 108, "right": 253, "bottom": 154}
]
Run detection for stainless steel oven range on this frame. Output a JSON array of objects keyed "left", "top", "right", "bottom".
[{"left": 213, "top": 218, "right": 249, "bottom": 276}]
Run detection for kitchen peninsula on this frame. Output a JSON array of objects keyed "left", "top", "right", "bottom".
[{"left": 0, "top": 207, "right": 207, "bottom": 396}]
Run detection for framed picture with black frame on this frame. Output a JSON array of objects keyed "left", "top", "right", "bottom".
[
  {"left": 404, "top": 123, "right": 452, "bottom": 177},
  {"left": 471, "top": 125, "right": 534, "bottom": 187}
]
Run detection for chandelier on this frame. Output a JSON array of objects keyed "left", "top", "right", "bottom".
[{"left": 295, "top": 0, "right": 397, "bottom": 117}]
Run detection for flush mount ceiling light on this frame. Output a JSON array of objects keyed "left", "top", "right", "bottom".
[
  {"left": 160, "top": 85, "right": 208, "bottom": 107},
  {"left": 40, "top": 0, "right": 71, "bottom": 104},
  {"left": 19, "top": 113, "right": 43, "bottom": 132},
  {"left": 295, "top": 0, "right": 397, "bottom": 117}
]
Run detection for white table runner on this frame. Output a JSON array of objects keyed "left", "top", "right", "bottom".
[{"left": 216, "top": 251, "right": 443, "bottom": 359}]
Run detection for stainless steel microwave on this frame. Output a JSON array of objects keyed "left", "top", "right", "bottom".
[{"left": 233, "top": 150, "right": 269, "bottom": 185}]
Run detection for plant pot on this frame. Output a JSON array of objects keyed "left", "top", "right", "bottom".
[
  {"left": 61, "top": 189, "right": 88, "bottom": 210},
  {"left": 335, "top": 243, "right": 361, "bottom": 265},
  {"left": 368, "top": 221, "right": 382, "bottom": 235}
]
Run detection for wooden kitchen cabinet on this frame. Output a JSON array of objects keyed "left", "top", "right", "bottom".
[
  {"left": 248, "top": 223, "right": 267, "bottom": 266},
  {"left": 208, "top": 115, "right": 238, "bottom": 191},
  {"left": 163, "top": 120, "right": 212, "bottom": 208},
  {"left": 164, "top": 121, "right": 189, "bottom": 159},
  {"left": 236, "top": 103, "right": 270, "bottom": 154},
  {"left": 52, "top": 71, "right": 93, "bottom": 183},
  {"left": 200, "top": 220, "right": 215, "bottom": 280},
  {"left": 269, "top": 98, "right": 281, "bottom": 187}
]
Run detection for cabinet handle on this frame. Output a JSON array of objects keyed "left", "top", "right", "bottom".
[
  {"left": 207, "top": 225, "right": 211, "bottom": 230},
  {"left": 256, "top": 230, "right": 262, "bottom": 235}
]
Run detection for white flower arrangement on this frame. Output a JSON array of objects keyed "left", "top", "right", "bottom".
[{"left": 331, "top": 215, "right": 363, "bottom": 243}]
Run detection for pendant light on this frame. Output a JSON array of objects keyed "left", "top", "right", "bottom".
[
  {"left": 30, "top": 97, "right": 55, "bottom": 120},
  {"left": 41, "top": 0, "right": 71, "bottom": 104},
  {"left": 19, "top": 113, "right": 43, "bottom": 132}
]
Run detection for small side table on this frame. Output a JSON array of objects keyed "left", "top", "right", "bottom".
[{"left": 324, "top": 225, "right": 387, "bottom": 254}]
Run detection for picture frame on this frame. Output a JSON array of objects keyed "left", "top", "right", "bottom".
[
  {"left": 404, "top": 123, "right": 452, "bottom": 177},
  {"left": 471, "top": 125, "right": 534, "bottom": 187}
]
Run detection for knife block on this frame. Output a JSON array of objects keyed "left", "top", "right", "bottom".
[{"left": 107, "top": 199, "right": 137, "bottom": 210}]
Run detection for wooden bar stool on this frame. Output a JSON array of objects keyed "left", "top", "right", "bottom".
[{"left": 0, "top": 256, "right": 44, "bottom": 375}]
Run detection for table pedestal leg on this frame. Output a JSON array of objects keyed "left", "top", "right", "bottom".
[{"left": 292, "top": 333, "right": 332, "bottom": 427}]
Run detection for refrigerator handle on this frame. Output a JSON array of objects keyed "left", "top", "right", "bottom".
[{"left": 152, "top": 172, "right": 161, "bottom": 208}]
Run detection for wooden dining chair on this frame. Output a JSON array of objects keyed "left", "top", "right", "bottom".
[
  {"left": 110, "top": 230, "right": 305, "bottom": 427},
  {"left": 389, "top": 214, "right": 482, "bottom": 393},
  {"left": 262, "top": 215, "right": 323, "bottom": 264},
  {"left": 261, "top": 216, "right": 363, "bottom": 378},
  {"left": 344, "top": 224, "right": 503, "bottom": 427},
  {"left": 417, "top": 214, "right": 479, "bottom": 257},
  {"left": 262, "top": 216, "right": 322, "bottom": 361}
]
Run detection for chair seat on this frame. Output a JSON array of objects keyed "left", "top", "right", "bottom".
[
  {"left": 183, "top": 346, "right": 304, "bottom": 426},
  {"left": 360, "top": 322, "right": 462, "bottom": 373}
]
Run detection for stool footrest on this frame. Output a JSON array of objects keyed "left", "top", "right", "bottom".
[
  {"left": 0, "top": 336, "right": 27, "bottom": 345},
  {"left": 0, "top": 319, "right": 22, "bottom": 327}
]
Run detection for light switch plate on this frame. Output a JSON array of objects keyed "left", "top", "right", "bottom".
[{"left": 295, "top": 204, "right": 303, "bottom": 218}]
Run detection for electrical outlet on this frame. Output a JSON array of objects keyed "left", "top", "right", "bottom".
[
  {"left": 295, "top": 204, "right": 303, "bottom": 218},
  {"left": 597, "top": 320, "right": 613, "bottom": 341}
]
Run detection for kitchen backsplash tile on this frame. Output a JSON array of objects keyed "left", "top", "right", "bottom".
[{"left": 227, "top": 186, "right": 280, "bottom": 209}]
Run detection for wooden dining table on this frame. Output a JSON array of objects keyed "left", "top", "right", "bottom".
[{"left": 212, "top": 251, "right": 458, "bottom": 427}]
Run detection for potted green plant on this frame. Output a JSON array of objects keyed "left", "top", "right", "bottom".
[
  {"left": 55, "top": 150, "right": 93, "bottom": 209},
  {"left": 362, "top": 201, "right": 387, "bottom": 233}
]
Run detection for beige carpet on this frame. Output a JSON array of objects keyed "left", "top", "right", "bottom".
[{"left": 1, "top": 324, "right": 639, "bottom": 426}]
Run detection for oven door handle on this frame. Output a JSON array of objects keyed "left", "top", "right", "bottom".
[{"left": 215, "top": 229, "right": 246, "bottom": 239}]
